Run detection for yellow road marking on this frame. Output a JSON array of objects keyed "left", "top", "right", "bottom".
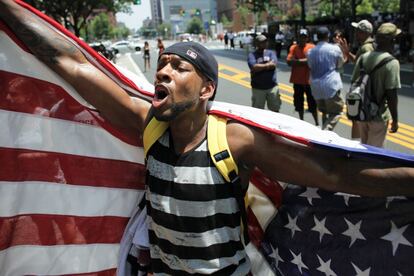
[{"left": 218, "top": 63, "right": 414, "bottom": 151}]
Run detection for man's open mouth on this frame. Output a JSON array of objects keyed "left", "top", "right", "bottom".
[{"left": 152, "top": 84, "right": 170, "bottom": 108}]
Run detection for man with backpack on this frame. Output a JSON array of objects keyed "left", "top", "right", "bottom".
[
  {"left": 347, "top": 20, "right": 375, "bottom": 140},
  {"left": 3, "top": 1, "right": 414, "bottom": 274},
  {"left": 350, "top": 23, "right": 401, "bottom": 147}
]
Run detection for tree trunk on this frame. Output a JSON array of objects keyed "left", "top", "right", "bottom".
[
  {"left": 351, "top": 0, "right": 356, "bottom": 22},
  {"left": 300, "top": 0, "right": 305, "bottom": 27}
]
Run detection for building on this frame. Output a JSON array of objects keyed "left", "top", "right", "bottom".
[
  {"left": 155, "top": 0, "right": 217, "bottom": 35},
  {"left": 150, "top": 0, "right": 163, "bottom": 26}
]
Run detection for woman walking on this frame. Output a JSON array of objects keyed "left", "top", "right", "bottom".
[{"left": 143, "top": 41, "right": 150, "bottom": 72}]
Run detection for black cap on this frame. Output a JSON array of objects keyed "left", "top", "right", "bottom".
[
  {"left": 161, "top": 41, "right": 218, "bottom": 98},
  {"left": 317, "top": 26, "right": 330, "bottom": 37}
]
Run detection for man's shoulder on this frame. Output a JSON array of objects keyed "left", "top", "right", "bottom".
[{"left": 364, "top": 51, "right": 397, "bottom": 67}]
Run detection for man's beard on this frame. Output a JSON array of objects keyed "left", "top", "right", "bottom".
[{"left": 154, "top": 99, "right": 196, "bottom": 122}]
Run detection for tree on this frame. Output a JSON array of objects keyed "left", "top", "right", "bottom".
[
  {"left": 24, "top": 0, "right": 135, "bottom": 37},
  {"left": 157, "top": 22, "right": 172, "bottom": 39},
  {"left": 111, "top": 25, "right": 130, "bottom": 39},
  {"left": 238, "top": 5, "right": 249, "bottom": 30},
  {"left": 89, "top": 12, "right": 112, "bottom": 40},
  {"left": 220, "top": 14, "right": 232, "bottom": 29},
  {"left": 186, "top": 17, "right": 204, "bottom": 34},
  {"left": 287, "top": 3, "right": 302, "bottom": 20},
  {"left": 356, "top": 0, "right": 374, "bottom": 15},
  {"left": 236, "top": 0, "right": 271, "bottom": 32}
]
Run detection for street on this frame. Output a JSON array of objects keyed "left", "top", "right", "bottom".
[{"left": 116, "top": 39, "right": 414, "bottom": 155}]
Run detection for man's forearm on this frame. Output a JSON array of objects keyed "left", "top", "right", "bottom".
[
  {"left": 0, "top": 0, "right": 84, "bottom": 66},
  {"left": 386, "top": 89, "right": 399, "bottom": 123}
]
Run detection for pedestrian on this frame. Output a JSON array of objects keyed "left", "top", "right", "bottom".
[
  {"left": 247, "top": 34, "right": 281, "bottom": 112},
  {"left": 350, "top": 23, "right": 401, "bottom": 147},
  {"left": 348, "top": 19, "right": 375, "bottom": 63},
  {"left": 143, "top": 41, "right": 150, "bottom": 72},
  {"left": 345, "top": 20, "right": 375, "bottom": 140},
  {"left": 307, "top": 26, "right": 346, "bottom": 131},
  {"left": 157, "top": 38, "right": 165, "bottom": 56},
  {"left": 4, "top": 1, "right": 414, "bottom": 275},
  {"left": 274, "top": 30, "right": 285, "bottom": 58},
  {"left": 228, "top": 31, "right": 235, "bottom": 50},
  {"left": 224, "top": 31, "right": 229, "bottom": 49},
  {"left": 286, "top": 28, "right": 318, "bottom": 125}
]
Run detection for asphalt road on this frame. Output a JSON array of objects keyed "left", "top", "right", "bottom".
[{"left": 114, "top": 40, "right": 414, "bottom": 155}]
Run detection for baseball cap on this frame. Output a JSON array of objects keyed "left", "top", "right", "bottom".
[
  {"left": 299, "top": 29, "right": 309, "bottom": 36},
  {"left": 255, "top": 34, "right": 267, "bottom": 42},
  {"left": 351, "top": 20, "right": 373, "bottom": 34},
  {"left": 317, "top": 26, "right": 330, "bottom": 37},
  {"left": 377, "top": 22, "right": 402, "bottom": 37},
  {"left": 161, "top": 41, "right": 218, "bottom": 95}
]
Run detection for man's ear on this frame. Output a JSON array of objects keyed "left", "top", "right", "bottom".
[{"left": 200, "top": 81, "right": 215, "bottom": 100}]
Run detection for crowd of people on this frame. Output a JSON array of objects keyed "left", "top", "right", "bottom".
[{"left": 245, "top": 19, "right": 403, "bottom": 148}]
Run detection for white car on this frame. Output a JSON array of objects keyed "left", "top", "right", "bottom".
[
  {"left": 128, "top": 39, "right": 144, "bottom": 52},
  {"left": 110, "top": 40, "right": 130, "bottom": 54}
]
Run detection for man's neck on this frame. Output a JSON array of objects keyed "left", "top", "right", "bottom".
[{"left": 169, "top": 111, "right": 208, "bottom": 154}]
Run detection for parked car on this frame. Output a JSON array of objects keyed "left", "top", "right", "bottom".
[
  {"left": 128, "top": 39, "right": 144, "bottom": 52},
  {"left": 110, "top": 40, "right": 130, "bottom": 54}
]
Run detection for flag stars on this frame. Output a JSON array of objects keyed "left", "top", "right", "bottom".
[
  {"left": 285, "top": 214, "right": 302, "bottom": 238},
  {"left": 289, "top": 250, "right": 308, "bottom": 274},
  {"left": 299, "top": 187, "right": 321, "bottom": 205},
  {"left": 342, "top": 219, "right": 366, "bottom": 247},
  {"left": 351, "top": 263, "right": 371, "bottom": 276},
  {"left": 381, "top": 221, "right": 413, "bottom": 256},
  {"left": 311, "top": 216, "right": 332, "bottom": 242},
  {"left": 269, "top": 245, "right": 283, "bottom": 268},
  {"left": 316, "top": 255, "right": 337, "bottom": 276}
]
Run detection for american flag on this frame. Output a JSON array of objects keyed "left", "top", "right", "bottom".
[{"left": 1, "top": 1, "right": 414, "bottom": 275}]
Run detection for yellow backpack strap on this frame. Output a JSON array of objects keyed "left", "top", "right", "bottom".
[
  {"left": 208, "top": 114, "right": 249, "bottom": 245},
  {"left": 143, "top": 117, "right": 169, "bottom": 159},
  {"left": 207, "top": 114, "right": 239, "bottom": 182}
]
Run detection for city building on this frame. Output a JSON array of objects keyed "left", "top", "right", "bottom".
[
  {"left": 150, "top": 0, "right": 217, "bottom": 36},
  {"left": 150, "top": 0, "right": 163, "bottom": 26}
]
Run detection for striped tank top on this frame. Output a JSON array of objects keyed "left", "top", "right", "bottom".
[{"left": 145, "top": 129, "right": 251, "bottom": 275}]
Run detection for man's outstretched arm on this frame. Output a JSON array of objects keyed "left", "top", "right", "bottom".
[
  {"left": 228, "top": 122, "right": 414, "bottom": 197},
  {"left": 0, "top": 0, "right": 150, "bottom": 133}
]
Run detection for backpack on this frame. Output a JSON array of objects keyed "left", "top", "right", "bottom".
[
  {"left": 143, "top": 114, "right": 249, "bottom": 244},
  {"left": 346, "top": 55, "right": 395, "bottom": 121}
]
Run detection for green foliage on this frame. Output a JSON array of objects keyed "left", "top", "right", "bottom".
[
  {"left": 373, "top": 0, "right": 399, "bottom": 13},
  {"left": 316, "top": 0, "right": 399, "bottom": 18},
  {"left": 220, "top": 14, "right": 232, "bottom": 28},
  {"left": 89, "top": 13, "right": 112, "bottom": 40},
  {"left": 24, "top": 0, "right": 135, "bottom": 37},
  {"left": 157, "top": 23, "right": 172, "bottom": 38},
  {"left": 238, "top": 5, "right": 249, "bottom": 30},
  {"left": 356, "top": 0, "right": 374, "bottom": 15},
  {"left": 236, "top": 0, "right": 269, "bottom": 14},
  {"left": 186, "top": 17, "right": 204, "bottom": 34},
  {"left": 110, "top": 25, "right": 130, "bottom": 39},
  {"left": 287, "top": 3, "right": 301, "bottom": 19}
]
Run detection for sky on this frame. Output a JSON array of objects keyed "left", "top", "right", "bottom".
[{"left": 116, "top": 0, "right": 151, "bottom": 31}]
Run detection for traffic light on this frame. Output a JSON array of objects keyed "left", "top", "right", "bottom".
[
  {"left": 195, "top": 9, "right": 201, "bottom": 16},
  {"left": 134, "top": 0, "right": 141, "bottom": 5},
  {"left": 179, "top": 8, "right": 186, "bottom": 16}
]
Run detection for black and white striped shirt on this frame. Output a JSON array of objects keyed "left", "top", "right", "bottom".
[{"left": 145, "top": 130, "right": 250, "bottom": 275}]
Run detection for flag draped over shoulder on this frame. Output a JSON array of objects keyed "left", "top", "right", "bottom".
[{"left": 1, "top": 2, "right": 414, "bottom": 276}]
